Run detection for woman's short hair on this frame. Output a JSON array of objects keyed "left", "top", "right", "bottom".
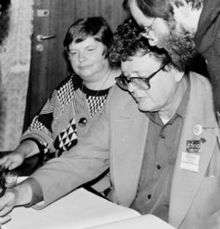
[
  {"left": 63, "top": 16, "right": 113, "bottom": 56},
  {"left": 109, "top": 17, "right": 171, "bottom": 66}
]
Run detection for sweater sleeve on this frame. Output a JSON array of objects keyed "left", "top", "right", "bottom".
[{"left": 20, "top": 90, "right": 58, "bottom": 155}]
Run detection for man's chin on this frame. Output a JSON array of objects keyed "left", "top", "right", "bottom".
[{"left": 137, "top": 103, "right": 152, "bottom": 112}]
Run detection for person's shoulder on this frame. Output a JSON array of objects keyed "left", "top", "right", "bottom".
[
  {"left": 55, "top": 75, "right": 77, "bottom": 90},
  {"left": 53, "top": 75, "right": 78, "bottom": 106},
  {"left": 189, "top": 71, "right": 213, "bottom": 95},
  {"left": 108, "top": 85, "right": 131, "bottom": 100},
  {"left": 107, "top": 85, "right": 135, "bottom": 108},
  {"left": 189, "top": 71, "right": 211, "bottom": 85}
]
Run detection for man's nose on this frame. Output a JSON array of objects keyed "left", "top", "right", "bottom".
[
  {"left": 128, "top": 83, "right": 136, "bottom": 92},
  {"left": 141, "top": 31, "right": 158, "bottom": 46}
]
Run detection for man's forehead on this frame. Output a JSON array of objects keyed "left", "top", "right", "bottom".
[
  {"left": 121, "top": 53, "right": 157, "bottom": 71},
  {"left": 128, "top": 0, "right": 154, "bottom": 26}
]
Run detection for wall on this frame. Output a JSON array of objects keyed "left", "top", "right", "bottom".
[{"left": 0, "top": 0, "right": 34, "bottom": 150}]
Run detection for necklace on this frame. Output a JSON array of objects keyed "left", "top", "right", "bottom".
[
  {"left": 82, "top": 67, "right": 115, "bottom": 92},
  {"left": 80, "top": 68, "right": 116, "bottom": 118}
]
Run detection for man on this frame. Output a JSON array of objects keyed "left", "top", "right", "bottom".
[
  {"left": 0, "top": 18, "right": 220, "bottom": 229},
  {"left": 123, "top": 0, "right": 220, "bottom": 118}
]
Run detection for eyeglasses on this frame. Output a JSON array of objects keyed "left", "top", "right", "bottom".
[
  {"left": 143, "top": 18, "right": 156, "bottom": 35},
  {"left": 115, "top": 64, "right": 167, "bottom": 91}
]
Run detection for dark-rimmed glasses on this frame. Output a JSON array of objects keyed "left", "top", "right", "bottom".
[
  {"left": 143, "top": 18, "right": 156, "bottom": 36},
  {"left": 116, "top": 63, "right": 167, "bottom": 91}
]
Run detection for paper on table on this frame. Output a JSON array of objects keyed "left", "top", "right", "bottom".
[
  {"left": 2, "top": 188, "right": 140, "bottom": 229},
  {"left": 88, "top": 214, "right": 175, "bottom": 229}
]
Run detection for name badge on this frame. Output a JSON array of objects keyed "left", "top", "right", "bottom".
[
  {"left": 186, "top": 140, "right": 201, "bottom": 153},
  {"left": 180, "top": 151, "right": 200, "bottom": 172}
]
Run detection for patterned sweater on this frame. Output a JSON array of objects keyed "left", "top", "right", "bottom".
[{"left": 21, "top": 75, "right": 110, "bottom": 161}]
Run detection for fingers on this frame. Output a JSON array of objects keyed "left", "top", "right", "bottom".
[
  {"left": 0, "top": 214, "right": 11, "bottom": 225},
  {"left": 0, "top": 190, "right": 17, "bottom": 226},
  {"left": 8, "top": 162, "right": 18, "bottom": 170},
  {"left": 7, "top": 160, "right": 21, "bottom": 170},
  {"left": 0, "top": 157, "right": 8, "bottom": 166},
  {"left": 0, "top": 193, "right": 15, "bottom": 225},
  {"left": 0, "top": 156, "right": 11, "bottom": 169},
  {"left": 4, "top": 159, "right": 12, "bottom": 170},
  {"left": 0, "top": 205, "right": 12, "bottom": 217},
  {"left": 0, "top": 155, "right": 22, "bottom": 170},
  {"left": 0, "top": 158, "right": 12, "bottom": 170},
  {"left": 0, "top": 192, "right": 15, "bottom": 212}
]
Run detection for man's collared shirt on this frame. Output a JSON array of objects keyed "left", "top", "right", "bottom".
[{"left": 131, "top": 81, "right": 190, "bottom": 221}]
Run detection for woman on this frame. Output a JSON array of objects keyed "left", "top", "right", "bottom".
[{"left": 0, "top": 17, "right": 120, "bottom": 179}]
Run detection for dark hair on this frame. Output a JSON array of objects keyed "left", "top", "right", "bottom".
[
  {"left": 63, "top": 16, "right": 113, "bottom": 55},
  {"left": 123, "top": 0, "right": 203, "bottom": 21},
  {"left": 137, "top": 0, "right": 174, "bottom": 20},
  {"left": 0, "top": 0, "right": 11, "bottom": 45},
  {"left": 109, "top": 18, "right": 170, "bottom": 66}
]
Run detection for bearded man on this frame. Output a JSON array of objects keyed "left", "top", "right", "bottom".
[{"left": 123, "top": 0, "right": 220, "bottom": 119}]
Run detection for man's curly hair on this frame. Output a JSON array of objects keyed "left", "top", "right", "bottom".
[
  {"left": 109, "top": 17, "right": 170, "bottom": 66},
  {"left": 109, "top": 18, "right": 148, "bottom": 64}
]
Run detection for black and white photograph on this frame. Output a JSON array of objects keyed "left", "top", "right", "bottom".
[{"left": 0, "top": 0, "right": 219, "bottom": 228}]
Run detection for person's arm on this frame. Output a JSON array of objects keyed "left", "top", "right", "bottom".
[
  {"left": 29, "top": 98, "right": 111, "bottom": 206},
  {"left": 0, "top": 89, "right": 60, "bottom": 171},
  {"left": 20, "top": 90, "right": 59, "bottom": 156},
  {"left": 0, "top": 140, "right": 40, "bottom": 170}
]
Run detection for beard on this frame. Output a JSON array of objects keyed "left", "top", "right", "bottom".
[{"left": 159, "top": 29, "right": 198, "bottom": 72}]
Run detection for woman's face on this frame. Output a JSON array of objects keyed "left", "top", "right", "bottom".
[{"left": 68, "top": 36, "right": 109, "bottom": 83}]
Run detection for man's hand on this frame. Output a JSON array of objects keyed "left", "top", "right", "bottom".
[
  {"left": 0, "top": 182, "right": 34, "bottom": 226},
  {"left": 0, "top": 190, "right": 17, "bottom": 225}
]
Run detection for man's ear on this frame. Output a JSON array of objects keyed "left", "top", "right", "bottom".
[{"left": 171, "top": 0, "right": 201, "bottom": 34}]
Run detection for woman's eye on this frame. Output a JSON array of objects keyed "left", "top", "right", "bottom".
[
  {"left": 69, "top": 52, "right": 77, "bottom": 56},
  {"left": 87, "top": 47, "right": 95, "bottom": 52}
]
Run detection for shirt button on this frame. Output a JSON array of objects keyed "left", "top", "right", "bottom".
[
  {"left": 78, "top": 117, "right": 87, "bottom": 127},
  {"left": 147, "top": 194, "right": 151, "bottom": 200},
  {"left": 156, "top": 164, "right": 161, "bottom": 170}
]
